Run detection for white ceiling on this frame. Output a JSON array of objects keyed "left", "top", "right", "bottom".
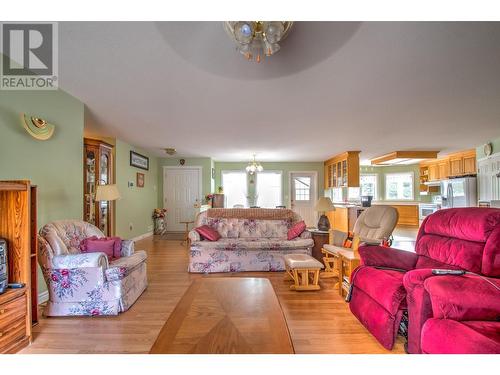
[{"left": 59, "top": 22, "right": 500, "bottom": 163}]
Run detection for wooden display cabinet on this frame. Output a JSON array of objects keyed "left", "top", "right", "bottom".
[
  {"left": 0, "top": 180, "right": 35, "bottom": 353},
  {"left": 324, "top": 151, "right": 360, "bottom": 189},
  {"left": 83, "top": 138, "right": 114, "bottom": 236}
]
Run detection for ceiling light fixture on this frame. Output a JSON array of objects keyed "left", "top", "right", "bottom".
[
  {"left": 164, "top": 148, "right": 177, "bottom": 155},
  {"left": 370, "top": 151, "right": 439, "bottom": 165},
  {"left": 223, "top": 21, "right": 293, "bottom": 63},
  {"left": 246, "top": 154, "right": 264, "bottom": 174}
]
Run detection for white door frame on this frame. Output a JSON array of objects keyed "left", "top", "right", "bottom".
[
  {"left": 288, "top": 171, "right": 319, "bottom": 216},
  {"left": 162, "top": 166, "right": 203, "bottom": 209}
]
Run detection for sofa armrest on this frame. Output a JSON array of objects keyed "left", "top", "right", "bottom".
[
  {"left": 51, "top": 252, "right": 109, "bottom": 269},
  {"left": 358, "top": 245, "right": 418, "bottom": 270},
  {"left": 120, "top": 240, "right": 135, "bottom": 257},
  {"left": 300, "top": 230, "right": 312, "bottom": 239},
  {"left": 424, "top": 274, "right": 500, "bottom": 321},
  {"left": 189, "top": 229, "right": 201, "bottom": 242}
]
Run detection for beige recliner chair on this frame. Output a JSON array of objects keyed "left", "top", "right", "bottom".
[{"left": 322, "top": 205, "right": 399, "bottom": 279}]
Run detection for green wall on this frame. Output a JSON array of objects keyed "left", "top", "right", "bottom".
[
  {"left": 476, "top": 136, "right": 500, "bottom": 159},
  {"left": 360, "top": 164, "right": 430, "bottom": 202},
  {"left": 0, "top": 88, "right": 84, "bottom": 294},
  {"left": 157, "top": 157, "right": 214, "bottom": 205},
  {"left": 214, "top": 161, "right": 324, "bottom": 207},
  {"left": 115, "top": 140, "right": 159, "bottom": 239}
]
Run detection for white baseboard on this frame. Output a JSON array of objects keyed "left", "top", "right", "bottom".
[
  {"left": 38, "top": 290, "right": 49, "bottom": 304},
  {"left": 130, "top": 231, "right": 153, "bottom": 242}
]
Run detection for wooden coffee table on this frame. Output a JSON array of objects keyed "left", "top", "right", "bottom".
[{"left": 150, "top": 277, "right": 294, "bottom": 354}]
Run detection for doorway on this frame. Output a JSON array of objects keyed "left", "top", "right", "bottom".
[
  {"left": 163, "top": 166, "right": 202, "bottom": 232},
  {"left": 289, "top": 171, "right": 318, "bottom": 227}
]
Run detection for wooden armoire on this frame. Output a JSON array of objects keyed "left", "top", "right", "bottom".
[
  {"left": 83, "top": 138, "right": 114, "bottom": 236},
  {"left": 0, "top": 180, "right": 36, "bottom": 353}
]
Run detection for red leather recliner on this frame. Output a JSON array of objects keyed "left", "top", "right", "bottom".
[{"left": 348, "top": 207, "right": 500, "bottom": 353}]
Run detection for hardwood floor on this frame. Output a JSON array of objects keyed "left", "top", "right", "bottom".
[{"left": 22, "top": 237, "right": 405, "bottom": 354}]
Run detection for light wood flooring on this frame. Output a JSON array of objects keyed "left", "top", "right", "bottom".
[{"left": 22, "top": 237, "right": 405, "bottom": 354}]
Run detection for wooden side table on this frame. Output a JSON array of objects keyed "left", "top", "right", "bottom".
[
  {"left": 338, "top": 250, "right": 360, "bottom": 298},
  {"left": 309, "top": 229, "right": 329, "bottom": 262},
  {"left": 180, "top": 221, "right": 194, "bottom": 246}
]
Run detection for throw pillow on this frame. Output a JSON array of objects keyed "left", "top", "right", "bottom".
[
  {"left": 195, "top": 225, "right": 221, "bottom": 241},
  {"left": 287, "top": 221, "right": 306, "bottom": 240},
  {"left": 80, "top": 236, "right": 122, "bottom": 260}
]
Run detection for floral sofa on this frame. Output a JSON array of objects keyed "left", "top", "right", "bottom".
[
  {"left": 38, "top": 220, "right": 148, "bottom": 316},
  {"left": 188, "top": 208, "right": 313, "bottom": 273}
]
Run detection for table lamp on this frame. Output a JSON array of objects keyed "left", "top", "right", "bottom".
[
  {"left": 314, "top": 197, "right": 335, "bottom": 231},
  {"left": 95, "top": 184, "right": 121, "bottom": 202}
]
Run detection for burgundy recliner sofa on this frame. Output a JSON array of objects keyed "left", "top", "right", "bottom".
[{"left": 348, "top": 207, "right": 500, "bottom": 353}]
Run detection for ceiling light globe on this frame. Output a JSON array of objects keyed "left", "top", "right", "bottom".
[
  {"left": 234, "top": 22, "right": 254, "bottom": 44},
  {"left": 264, "top": 22, "right": 284, "bottom": 44}
]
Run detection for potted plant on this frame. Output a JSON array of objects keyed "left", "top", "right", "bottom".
[{"left": 152, "top": 208, "right": 167, "bottom": 235}]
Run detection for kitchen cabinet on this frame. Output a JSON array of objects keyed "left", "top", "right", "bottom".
[
  {"left": 324, "top": 151, "right": 360, "bottom": 189},
  {"left": 449, "top": 156, "right": 463, "bottom": 176},
  {"left": 419, "top": 150, "right": 476, "bottom": 189},
  {"left": 463, "top": 152, "right": 477, "bottom": 175},
  {"left": 428, "top": 164, "right": 439, "bottom": 181},
  {"left": 326, "top": 206, "right": 360, "bottom": 233},
  {"left": 391, "top": 204, "right": 419, "bottom": 227},
  {"left": 437, "top": 160, "right": 449, "bottom": 180}
]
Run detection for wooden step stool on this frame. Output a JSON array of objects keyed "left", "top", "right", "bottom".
[{"left": 283, "top": 254, "right": 324, "bottom": 291}]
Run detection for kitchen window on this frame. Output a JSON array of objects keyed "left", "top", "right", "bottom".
[
  {"left": 385, "top": 172, "right": 414, "bottom": 200},
  {"left": 360, "top": 174, "right": 378, "bottom": 200}
]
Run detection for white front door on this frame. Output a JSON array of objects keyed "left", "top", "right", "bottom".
[
  {"left": 163, "top": 167, "right": 201, "bottom": 232},
  {"left": 290, "top": 172, "right": 317, "bottom": 227}
]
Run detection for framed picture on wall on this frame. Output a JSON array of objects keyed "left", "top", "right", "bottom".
[
  {"left": 137, "top": 172, "right": 145, "bottom": 188},
  {"left": 130, "top": 151, "right": 149, "bottom": 170}
]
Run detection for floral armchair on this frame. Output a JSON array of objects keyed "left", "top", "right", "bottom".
[{"left": 38, "top": 220, "right": 148, "bottom": 316}]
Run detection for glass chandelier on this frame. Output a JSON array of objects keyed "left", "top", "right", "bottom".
[
  {"left": 223, "top": 21, "right": 294, "bottom": 63},
  {"left": 246, "top": 154, "right": 264, "bottom": 174}
]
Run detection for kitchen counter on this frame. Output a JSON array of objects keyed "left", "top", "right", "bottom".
[{"left": 372, "top": 201, "right": 421, "bottom": 206}]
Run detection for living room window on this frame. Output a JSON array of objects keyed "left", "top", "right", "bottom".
[
  {"left": 385, "top": 172, "right": 414, "bottom": 200},
  {"left": 256, "top": 171, "right": 283, "bottom": 208},
  {"left": 221, "top": 171, "right": 248, "bottom": 208},
  {"left": 360, "top": 174, "right": 378, "bottom": 200}
]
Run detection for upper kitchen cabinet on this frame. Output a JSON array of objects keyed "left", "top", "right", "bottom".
[
  {"left": 324, "top": 151, "right": 360, "bottom": 189},
  {"left": 420, "top": 149, "right": 476, "bottom": 183},
  {"left": 449, "top": 149, "right": 476, "bottom": 177}
]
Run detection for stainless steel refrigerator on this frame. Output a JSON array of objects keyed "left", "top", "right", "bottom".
[{"left": 440, "top": 177, "right": 477, "bottom": 208}]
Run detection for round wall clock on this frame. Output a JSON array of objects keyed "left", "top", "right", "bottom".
[{"left": 483, "top": 142, "right": 493, "bottom": 157}]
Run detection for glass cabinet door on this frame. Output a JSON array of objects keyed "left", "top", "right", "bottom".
[
  {"left": 85, "top": 150, "right": 96, "bottom": 225},
  {"left": 99, "top": 152, "right": 110, "bottom": 235}
]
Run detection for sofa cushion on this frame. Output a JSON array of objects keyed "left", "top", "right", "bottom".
[
  {"left": 195, "top": 225, "right": 221, "bottom": 241},
  {"left": 353, "top": 267, "right": 407, "bottom": 314},
  {"left": 206, "top": 217, "right": 291, "bottom": 239},
  {"left": 191, "top": 237, "right": 313, "bottom": 251},
  {"left": 421, "top": 319, "right": 500, "bottom": 354},
  {"left": 287, "top": 221, "right": 306, "bottom": 240}
]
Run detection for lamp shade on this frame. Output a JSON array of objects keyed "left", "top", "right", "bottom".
[
  {"left": 95, "top": 184, "right": 121, "bottom": 201},
  {"left": 314, "top": 197, "right": 335, "bottom": 212}
]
